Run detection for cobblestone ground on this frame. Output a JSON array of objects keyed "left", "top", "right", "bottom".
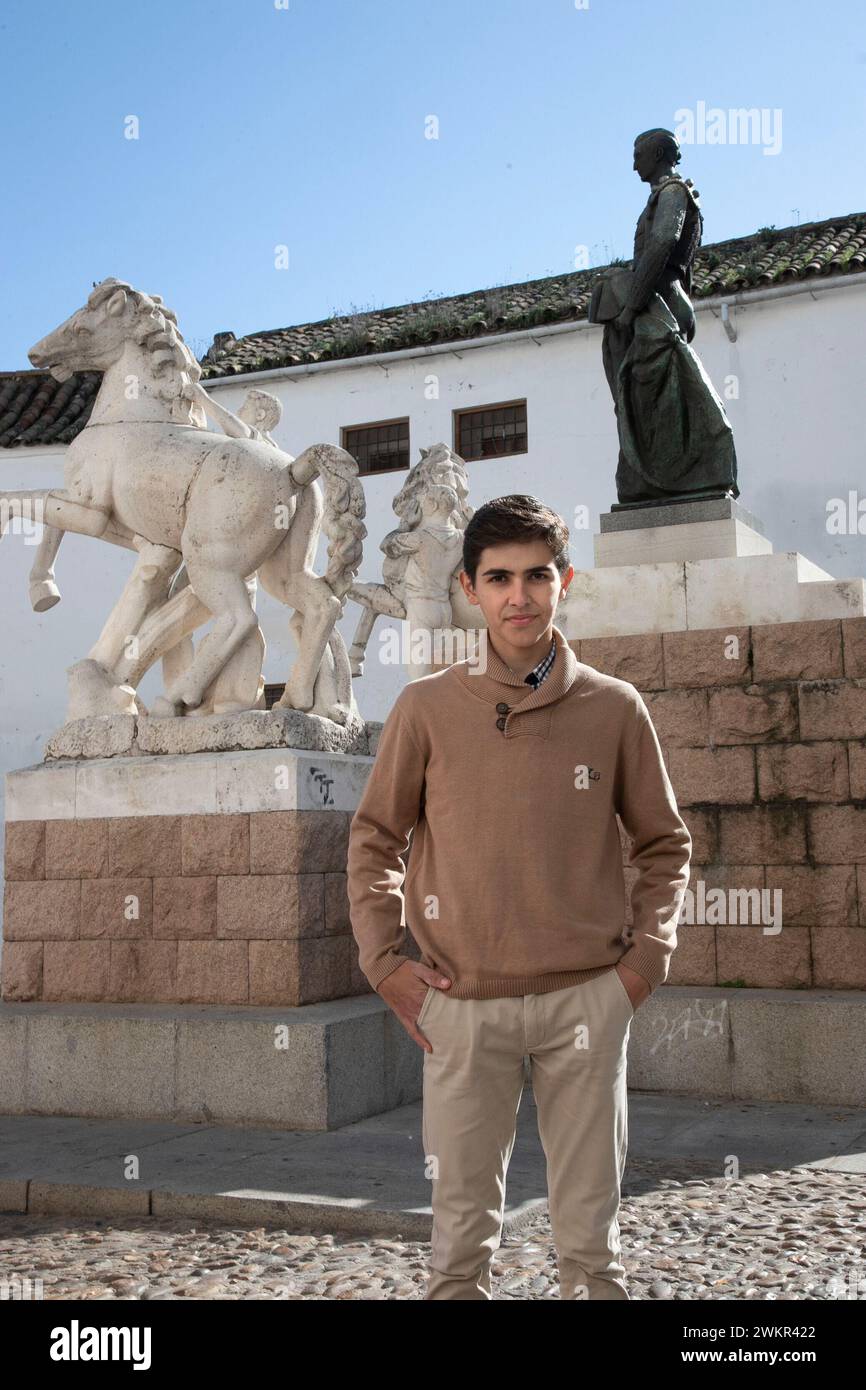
[{"left": 1, "top": 1160, "right": 864, "bottom": 1300}]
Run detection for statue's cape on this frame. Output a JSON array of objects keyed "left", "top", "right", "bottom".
[{"left": 614, "top": 293, "right": 736, "bottom": 492}]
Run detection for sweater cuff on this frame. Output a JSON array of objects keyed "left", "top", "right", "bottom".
[
  {"left": 618, "top": 943, "right": 669, "bottom": 993},
  {"left": 367, "top": 951, "right": 412, "bottom": 992}
]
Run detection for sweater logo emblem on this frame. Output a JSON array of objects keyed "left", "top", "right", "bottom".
[{"left": 574, "top": 763, "right": 602, "bottom": 789}]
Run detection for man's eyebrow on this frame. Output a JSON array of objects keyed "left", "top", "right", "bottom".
[{"left": 479, "top": 564, "right": 556, "bottom": 576}]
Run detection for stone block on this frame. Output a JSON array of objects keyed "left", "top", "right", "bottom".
[
  {"left": 665, "top": 923, "right": 715, "bottom": 985},
  {"left": 799, "top": 679, "right": 866, "bottom": 740},
  {"left": 217, "top": 873, "right": 324, "bottom": 939},
  {"left": 841, "top": 617, "right": 866, "bottom": 677},
  {"left": 663, "top": 627, "right": 751, "bottom": 688},
  {"left": 1, "top": 942, "right": 43, "bottom": 1001},
  {"left": 709, "top": 686, "right": 798, "bottom": 744},
  {"left": 716, "top": 925, "right": 811, "bottom": 987},
  {"left": 25, "top": 1011, "right": 177, "bottom": 1118},
  {"left": 764, "top": 864, "right": 857, "bottom": 927},
  {"left": 577, "top": 633, "right": 664, "bottom": 688},
  {"left": 677, "top": 808, "right": 717, "bottom": 862},
  {"left": 849, "top": 741, "right": 866, "bottom": 799},
  {"left": 153, "top": 876, "right": 217, "bottom": 939},
  {"left": 45, "top": 819, "right": 109, "bottom": 879},
  {"left": 43, "top": 941, "right": 110, "bottom": 1001},
  {"left": 181, "top": 814, "right": 249, "bottom": 876},
  {"left": 642, "top": 688, "right": 709, "bottom": 746},
  {"left": 108, "top": 816, "right": 183, "bottom": 877},
  {"left": 80, "top": 879, "right": 153, "bottom": 938},
  {"left": 249, "top": 809, "right": 351, "bottom": 874},
  {"left": 324, "top": 872, "right": 350, "bottom": 935},
  {"left": 752, "top": 619, "right": 843, "bottom": 682},
  {"left": 730, "top": 990, "right": 866, "bottom": 1105},
  {"left": 757, "top": 742, "right": 849, "bottom": 802},
  {"left": 668, "top": 745, "right": 755, "bottom": 805},
  {"left": 249, "top": 936, "right": 354, "bottom": 1006},
  {"left": 175, "top": 941, "right": 249, "bottom": 1003},
  {"left": 4, "top": 821, "right": 45, "bottom": 880},
  {"left": 719, "top": 806, "right": 807, "bottom": 864},
  {"left": 808, "top": 805, "right": 866, "bottom": 863},
  {"left": 109, "top": 940, "right": 178, "bottom": 1002},
  {"left": 811, "top": 928, "right": 866, "bottom": 987},
  {"left": 4, "top": 880, "right": 80, "bottom": 940}
]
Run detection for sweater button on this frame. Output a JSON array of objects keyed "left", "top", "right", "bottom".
[
  {"left": 495, "top": 702, "right": 510, "bottom": 713},
  {"left": 496, "top": 716, "right": 507, "bottom": 730}
]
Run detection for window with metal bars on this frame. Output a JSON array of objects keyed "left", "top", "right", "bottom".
[
  {"left": 453, "top": 400, "right": 528, "bottom": 462},
  {"left": 342, "top": 417, "right": 410, "bottom": 474}
]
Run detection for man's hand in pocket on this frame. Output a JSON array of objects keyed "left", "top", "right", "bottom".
[
  {"left": 378, "top": 961, "right": 452, "bottom": 1052},
  {"left": 616, "top": 962, "right": 651, "bottom": 1013}
]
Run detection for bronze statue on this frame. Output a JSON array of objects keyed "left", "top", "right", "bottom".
[{"left": 589, "top": 128, "right": 738, "bottom": 507}]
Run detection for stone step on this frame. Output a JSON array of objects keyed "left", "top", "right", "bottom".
[
  {"left": 561, "top": 553, "right": 866, "bottom": 638},
  {"left": 1, "top": 988, "right": 864, "bottom": 1133}
]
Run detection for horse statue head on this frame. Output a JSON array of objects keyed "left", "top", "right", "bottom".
[{"left": 29, "top": 278, "right": 205, "bottom": 426}]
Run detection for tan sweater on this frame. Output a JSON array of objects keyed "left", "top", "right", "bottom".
[{"left": 347, "top": 623, "right": 692, "bottom": 1000}]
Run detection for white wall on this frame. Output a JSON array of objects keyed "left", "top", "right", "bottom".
[
  {"left": 1, "top": 280, "right": 865, "bottom": 930},
  {"left": 203, "top": 280, "right": 866, "bottom": 720}
]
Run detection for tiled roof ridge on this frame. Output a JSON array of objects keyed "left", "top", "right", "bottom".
[
  {"left": 1, "top": 209, "right": 863, "bottom": 445},
  {"left": 233, "top": 209, "right": 866, "bottom": 347},
  {"left": 199, "top": 209, "right": 865, "bottom": 378}
]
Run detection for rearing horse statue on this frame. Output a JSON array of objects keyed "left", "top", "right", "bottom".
[{"left": 14, "top": 278, "right": 365, "bottom": 724}]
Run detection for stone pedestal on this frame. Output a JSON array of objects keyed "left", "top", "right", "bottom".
[
  {"left": 1, "top": 746, "right": 381, "bottom": 1007},
  {"left": 596, "top": 496, "right": 771, "bottom": 567},
  {"left": 559, "top": 497, "right": 866, "bottom": 639},
  {"left": 0, "top": 739, "right": 428, "bottom": 1128},
  {"left": 574, "top": 614, "right": 866, "bottom": 996}
]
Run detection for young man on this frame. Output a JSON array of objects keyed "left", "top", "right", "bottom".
[{"left": 347, "top": 493, "right": 692, "bottom": 1300}]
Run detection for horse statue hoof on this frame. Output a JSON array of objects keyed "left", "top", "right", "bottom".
[
  {"left": 150, "top": 695, "right": 182, "bottom": 719},
  {"left": 30, "top": 579, "right": 61, "bottom": 612},
  {"left": 109, "top": 682, "right": 138, "bottom": 715},
  {"left": 65, "top": 658, "right": 137, "bottom": 720}
]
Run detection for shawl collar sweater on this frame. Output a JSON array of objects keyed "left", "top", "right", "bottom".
[{"left": 347, "top": 623, "right": 692, "bottom": 999}]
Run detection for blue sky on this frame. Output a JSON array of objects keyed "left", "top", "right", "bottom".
[{"left": 1, "top": 0, "right": 863, "bottom": 367}]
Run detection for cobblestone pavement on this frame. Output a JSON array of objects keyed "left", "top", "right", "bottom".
[{"left": 1, "top": 1160, "right": 864, "bottom": 1300}]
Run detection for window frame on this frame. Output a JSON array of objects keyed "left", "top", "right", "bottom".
[
  {"left": 452, "top": 398, "right": 528, "bottom": 463},
  {"left": 341, "top": 415, "right": 411, "bottom": 476}
]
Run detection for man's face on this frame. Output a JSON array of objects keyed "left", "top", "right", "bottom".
[
  {"left": 633, "top": 139, "right": 657, "bottom": 181},
  {"left": 459, "top": 539, "right": 573, "bottom": 648}
]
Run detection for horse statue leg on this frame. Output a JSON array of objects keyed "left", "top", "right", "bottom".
[
  {"left": 346, "top": 581, "right": 407, "bottom": 677},
  {"left": 148, "top": 560, "right": 261, "bottom": 718},
  {"left": 65, "top": 540, "right": 185, "bottom": 721},
  {"left": 155, "top": 565, "right": 265, "bottom": 716},
  {"left": 29, "top": 524, "right": 64, "bottom": 612},
  {"left": 348, "top": 606, "right": 378, "bottom": 678},
  {"left": 258, "top": 483, "right": 346, "bottom": 716}
]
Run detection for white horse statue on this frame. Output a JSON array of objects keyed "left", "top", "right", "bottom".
[{"left": 5, "top": 278, "right": 366, "bottom": 725}]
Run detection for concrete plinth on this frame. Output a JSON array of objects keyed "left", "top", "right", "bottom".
[
  {"left": 1, "top": 747, "right": 379, "bottom": 1008},
  {"left": 563, "top": 551, "right": 866, "bottom": 640},
  {"left": 558, "top": 497, "right": 866, "bottom": 639},
  {"left": 0, "top": 996, "right": 423, "bottom": 1130},
  {"left": 0, "top": 988, "right": 863, "bottom": 1134},
  {"left": 596, "top": 496, "right": 772, "bottom": 567},
  {"left": 0, "top": 741, "right": 434, "bottom": 1128}
]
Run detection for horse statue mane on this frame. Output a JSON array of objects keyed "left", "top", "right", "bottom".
[{"left": 88, "top": 277, "right": 204, "bottom": 425}]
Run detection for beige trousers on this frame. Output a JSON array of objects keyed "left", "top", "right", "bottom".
[{"left": 419, "top": 965, "right": 634, "bottom": 1300}]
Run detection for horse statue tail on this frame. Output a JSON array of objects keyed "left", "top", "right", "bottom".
[{"left": 288, "top": 444, "right": 366, "bottom": 598}]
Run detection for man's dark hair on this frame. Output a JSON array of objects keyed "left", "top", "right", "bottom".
[
  {"left": 462, "top": 494, "right": 570, "bottom": 585},
  {"left": 634, "top": 127, "right": 681, "bottom": 166}
]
